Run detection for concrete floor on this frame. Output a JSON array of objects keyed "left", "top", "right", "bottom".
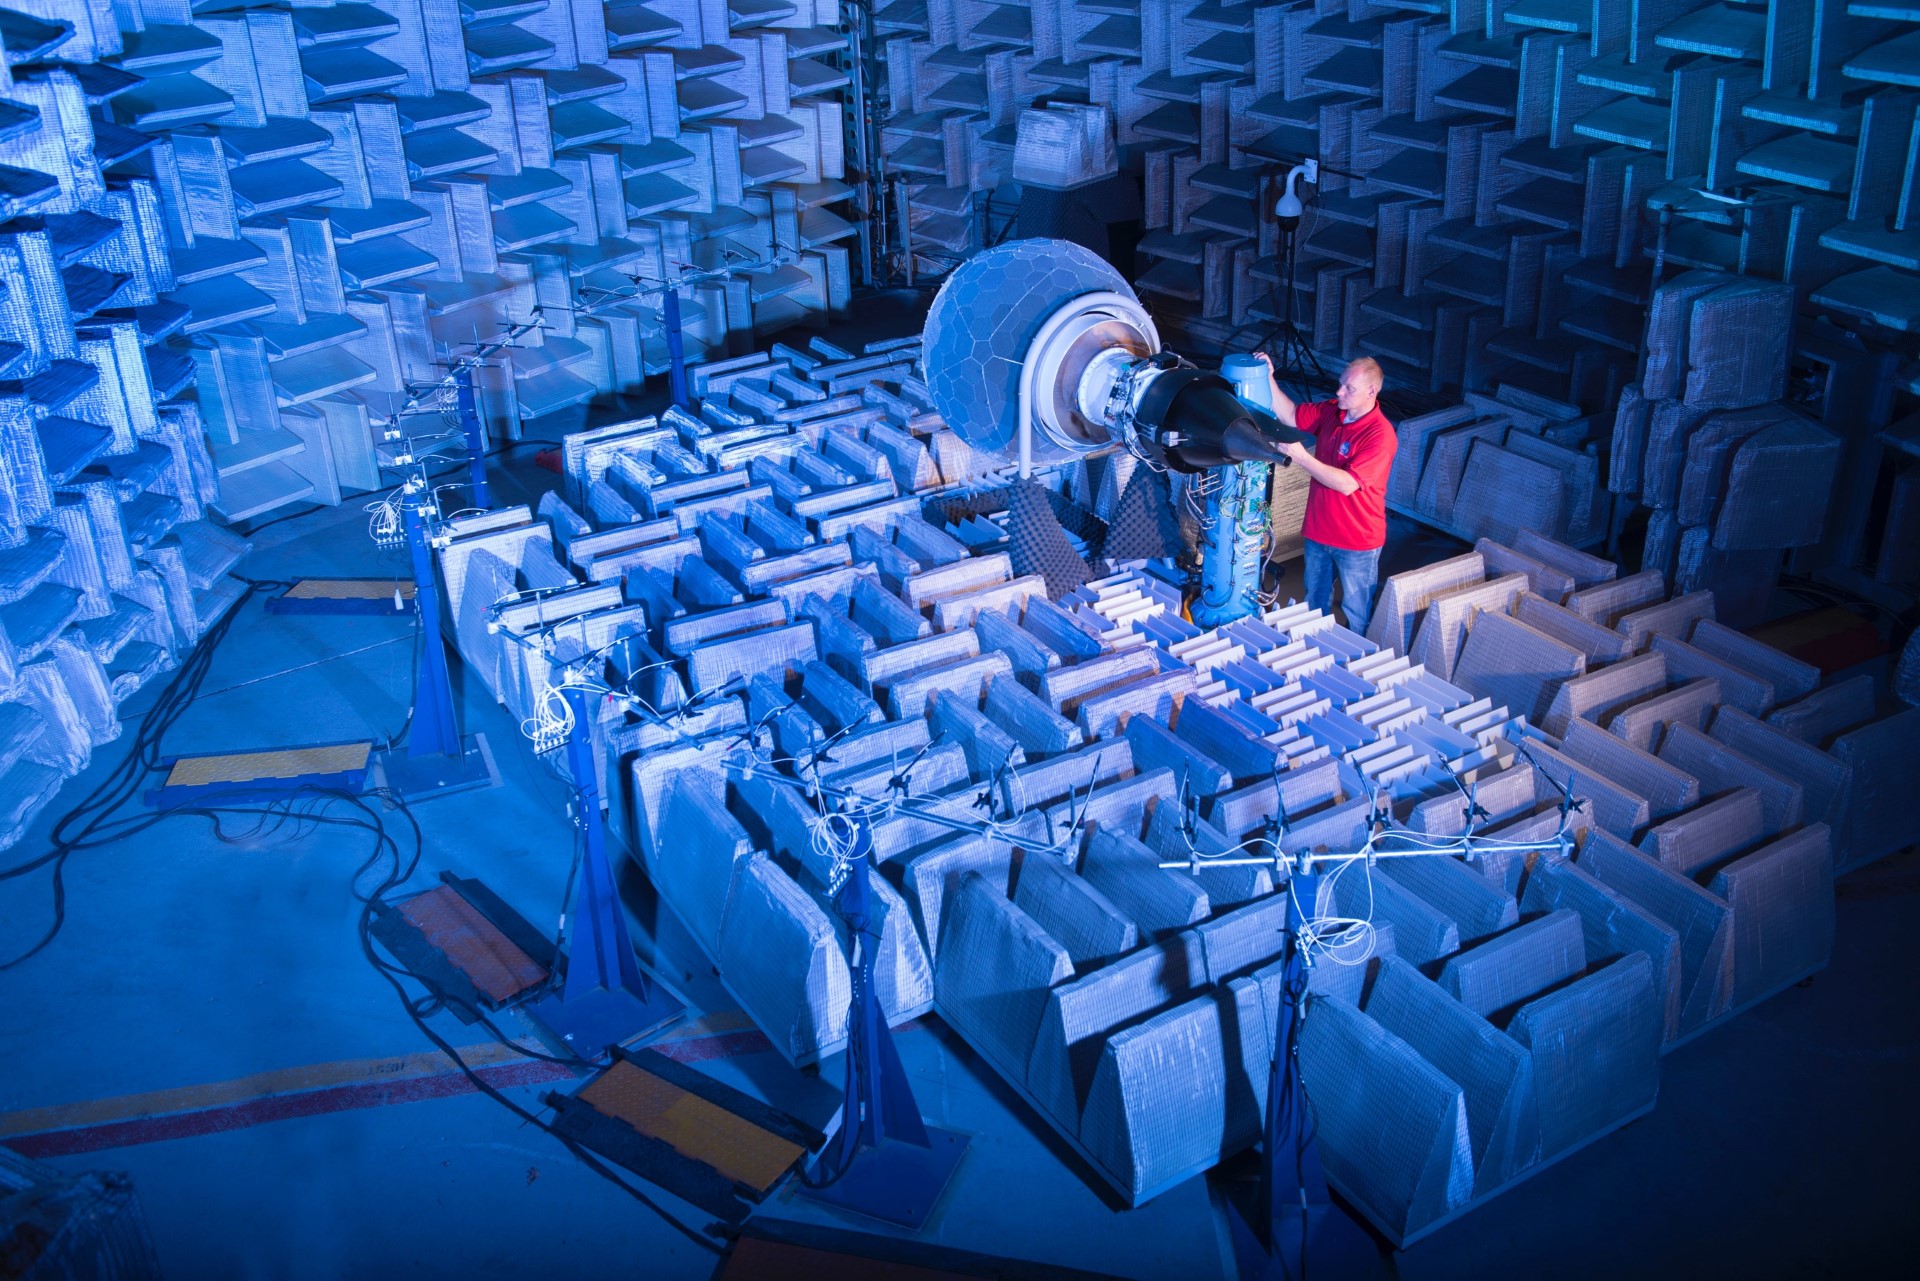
[{"left": 2, "top": 436, "right": 1915, "bottom": 1281}]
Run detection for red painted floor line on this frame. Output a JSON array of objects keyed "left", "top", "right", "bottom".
[{"left": 5, "top": 1027, "right": 773, "bottom": 1160}]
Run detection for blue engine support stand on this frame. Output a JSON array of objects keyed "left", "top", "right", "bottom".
[{"left": 1192, "top": 460, "right": 1274, "bottom": 628}]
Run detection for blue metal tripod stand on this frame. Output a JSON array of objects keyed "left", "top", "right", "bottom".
[
  {"left": 1227, "top": 865, "right": 1378, "bottom": 1280},
  {"left": 798, "top": 810, "right": 968, "bottom": 1229},
  {"left": 527, "top": 684, "right": 683, "bottom": 1054},
  {"left": 373, "top": 476, "right": 497, "bottom": 800},
  {"left": 454, "top": 366, "right": 490, "bottom": 510}
]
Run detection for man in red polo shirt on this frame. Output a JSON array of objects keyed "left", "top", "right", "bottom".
[{"left": 1253, "top": 353, "right": 1396, "bottom": 640}]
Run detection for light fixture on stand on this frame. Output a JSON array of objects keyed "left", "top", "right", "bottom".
[{"left": 1262, "top": 159, "right": 1329, "bottom": 400}]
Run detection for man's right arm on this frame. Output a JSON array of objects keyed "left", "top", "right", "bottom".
[{"left": 1250, "top": 352, "right": 1299, "bottom": 428}]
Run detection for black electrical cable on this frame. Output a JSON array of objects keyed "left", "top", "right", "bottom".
[
  {"left": 42, "top": 779, "right": 726, "bottom": 1252},
  {"left": 2, "top": 579, "right": 277, "bottom": 969}
]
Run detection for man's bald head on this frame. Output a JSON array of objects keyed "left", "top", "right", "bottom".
[{"left": 1335, "top": 357, "right": 1383, "bottom": 420}]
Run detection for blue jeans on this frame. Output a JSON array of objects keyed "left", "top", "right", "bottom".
[{"left": 1303, "top": 539, "right": 1382, "bottom": 640}]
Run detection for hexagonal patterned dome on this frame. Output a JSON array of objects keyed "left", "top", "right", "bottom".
[{"left": 920, "top": 239, "right": 1142, "bottom": 459}]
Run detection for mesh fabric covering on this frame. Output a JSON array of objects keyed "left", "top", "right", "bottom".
[
  {"left": 1025, "top": 935, "right": 1207, "bottom": 1131},
  {"left": 1607, "top": 677, "right": 1722, "bottom": 753},
  {"left": 1081, "top": 986, "right": 1267, "bottom": 1202},
  {"left": 1506, "top": 952, "right": 1661, "bottom": 1158},
  {"left": 1331, "top": 863, "right": 1461, "bottom": 968},
  {"left": 1657, "top": 725, "right": 1804, "bottom": 838},
  {"left": 1830, "top": 710, "right": 1920, "bottom": 872},
  {"left": 1438, "top": 909, "right": 1586, "bottom": 1023},
  {"left": 1299, "top": 996, "right": 1474, "bottom": 1240},
  {"left": 716, "top": 853, "right": 852, "bottom": 1065},
  {"left": 1543, "top": 652, "right": 1667, "bottom": 737},
  {"left": 933, "top": 872, "right": 1076, "bottom": 1079},
  {"left": 1411, "top": 573, "right": 1528, "bottom": 681},
  {"left": 1014, "top": 854, "right": 1140, "bottom": 967},
  {"left": 1579, "top": 830, "right": 1733, "bottom": 1036},
  {"left": 1381, "top": 855, "right": 1520, "bottom": 945},
  {"left": 1562, "top": 718, "right": 1702, "bottom": 819},
  {"left": 1365, "top": 551, "right": 1485, "bottom": 653},
  {"left": 1080, "top": 828, "right": 1211, "bottom": 936},
  {"left": 1709, "top": 824, "right": 1835, "bottom": 1007},
  {"left": 1521, "top": 856, "right": 1684, "bottom": 1044},
  {"left": 1365, "top": 957, "right": 1539, "bottom": 1194},
  {"left": 1450, "top": 609, "right": 1587, "bottom": 726},
  {"left": 900, "top": 835, "right": 1012, "bottom": 965}
]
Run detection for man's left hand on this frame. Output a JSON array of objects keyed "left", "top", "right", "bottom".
[{"left": 1278, "top": 439, "right": 1310, "bottom": 464}]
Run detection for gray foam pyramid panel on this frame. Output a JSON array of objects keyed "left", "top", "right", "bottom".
[
  {"left": 1299, "top": 997, "right": 1473, "bottom": 1242},
  {"left": 1450, "top": 608, "right": 1587, "bottom": 727},
  {"left": 1365, "top": 957, "right": 1538, "bottom": 1195},
  {"left": 1438, "top": 909, "right": 1587, "bottom": 1025},
  {"left": 1101, "top": 464, "right": 1184, "bottom": 564},
  {"left": 716, "top": 852, "right": 852, "bottom": 1067},
  {"left": 1709, "top": 825, "right": 1835, "bottom": 1008},
  {"left": 933, "top": 871, "right": 1076, "bottom": 1080},
  {"left": 1521, "top": 857, "right": 1684, "bottom": 1046},
  {"left": 1579, "top": 830, "right": 1734, "bottom": 1038},
  {"left": 1506, "top": 953, "right": 1661, "bottom": 1159},
  {"left": 1025, "top": 934, "right": 1208, "bottom": 1134}
]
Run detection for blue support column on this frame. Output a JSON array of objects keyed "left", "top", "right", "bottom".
[
  {"left": 1228, "top": 863, "right": 1378, "bottom": 1280},
  {"left": 527, "top": 685, "right": 683, "bottom": 1054},
  {"left": 1192, "top": 460, "right": 1274, "bottom": 628},
  {"left": 454, "top": 366, "right": 490, "bottom": 510},
  {"left": 403, "top": 488, "right": 461, "bottom": 760},
  {"left": 662, "top": 285, "right": 690, "bottom": 410},
  {"left": 375, "top": 481, "right": 499, "bottom": 801},
  {"left": 799, "top": 810, "right": 967, "bottom": 1230}
]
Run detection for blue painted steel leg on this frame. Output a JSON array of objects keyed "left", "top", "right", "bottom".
[
  {"left": 404, "top": 490, "right": 461, "bottom": 760},
  {"left": 527, "top": 685, "right": 683, "bottom": 1055},
  {"left": 1192, "top": 460, "right": 1273, "bottom": 628},
  {"left": 799, "top": 811, "right": 968, "bottom": 1230},
  {"left": 455, "top": 367, "right": 490, "bottom": 510},
  {"left": 663, "top": 286, "right": 690, "bottom": 410},
  {"left": 375, "top": 486, "right": 498, "bottom": 801},
  {"left": 1227, "top": 866, "right": 1377, "bottom": 1280}
]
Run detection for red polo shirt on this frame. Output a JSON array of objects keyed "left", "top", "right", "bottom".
[{"left": 1297, "top": 400, "right": 1397, "bottom": 551}]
